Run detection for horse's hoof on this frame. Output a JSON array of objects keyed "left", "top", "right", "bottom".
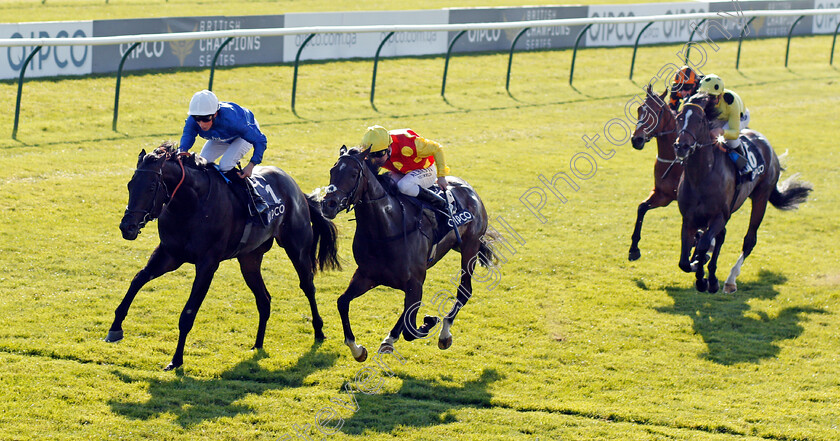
[
  {"left": 438, "top": 335, "right": 453, "bottom": 350},
  {"left": 104, "top": 330, "right": 123, "bottom": 343},
  {"left": 628, "top": 248, "right": 641, "bottom": 261},
  {"left": 378, "top": 343, "right": 394, "bottom": 354},
  {"left": 679, "top": 262, "right": 692, "bottom": 273},
  {"left": 354, "top": 346, "right": 368, "bottom": 363},
  {"left": 724, "top": 283, "right": 737, "bottom": 294},
  {"left": 708, "top": 279, "right": 720, "bottom": 294},
  {"left": 690, "top": 261, "right": 700, "bottom": 272},
  {"left": 696, "top": 278, "right": 708, "bottom": 292},
  {"left": 163, "top": 361, "right": 182, "bottom": 371}
]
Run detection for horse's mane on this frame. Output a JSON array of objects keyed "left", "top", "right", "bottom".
[
  {"left": 345, "top": 146, "right": 399, "bottom": 195},
  {"left": 152, "top": 141, "right": 210, "bottom": 170}
]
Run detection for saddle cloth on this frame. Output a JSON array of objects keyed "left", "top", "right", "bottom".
[
  {"left": 738, "top": 135, "right": 766, "bottom": 182},
  {"left": 249, "top": 175, "right": 286, "bottom": 225}
]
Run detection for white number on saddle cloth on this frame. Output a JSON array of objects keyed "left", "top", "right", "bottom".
[{"left": 250, "top": 177, "right": 286, "bottom": 223}]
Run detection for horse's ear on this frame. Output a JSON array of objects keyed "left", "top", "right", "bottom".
[
  {"left": 361, "top": 146, "right": 371, "bottom": 159},
  {"left": 137, "top": 149, "right": 146, "bottom": 166},
  {"left": 646, "top": 84, "right": 653, "bottom": 95},
  {"left": 339, "top": 145, "right": 348, "bottom": 156},
  {"left": 659, "top": 88, "right": 668, "bottom": 101}
]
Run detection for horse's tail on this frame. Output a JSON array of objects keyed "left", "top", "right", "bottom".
[
  {"left": 477, "top": 228, "right": 502, "bottom": 268},
  {"left": 769, "top": 172, "right": 813, "bottom": 211},
  {"left": 306, "top": 193, "right": 341, "bottom": 273}
]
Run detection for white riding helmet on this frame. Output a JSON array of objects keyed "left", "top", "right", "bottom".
[{"left": 188, "top": 90, "right": 220, "bottom": 116}]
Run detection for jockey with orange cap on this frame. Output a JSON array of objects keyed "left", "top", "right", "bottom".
[
  {"left": 668, "top": 65, "right": 703, "bottom": 113},
  {"left": 360, "top": 125, "right": 449, "bottom": 210}
]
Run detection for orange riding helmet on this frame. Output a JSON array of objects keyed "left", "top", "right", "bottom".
[{"left": 672, "top": 65, "right": 699, "bottom": 93}]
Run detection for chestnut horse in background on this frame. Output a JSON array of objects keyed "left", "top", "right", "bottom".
[{"left": 628, "top": 85, "right": 683, "bottom": 261}]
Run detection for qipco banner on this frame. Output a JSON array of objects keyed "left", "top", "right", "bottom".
[
  {"left": 0, "top": 21, "right": 93, "bottom": 80},
  {"left": 91, "top": 15, "right": 284, "bottom": 74},
  {"left": 812, "top": 0, "right": 840, "bottom": 33},
  {"left": 448, "top": 6, "right": 588, "bottom": 53},
  {"left": 282, "top": 10, "right": 448, "bottom": 62},
  {"left": 708, "top": 0, "right": 813, "bottom": 40},
  {"left": 586, "top": 2, "right": 710, "bottom": 47}
]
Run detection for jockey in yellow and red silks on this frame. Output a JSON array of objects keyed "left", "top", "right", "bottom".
[{"left": 360, "top": 125, "right": 450, "bottom": 210}]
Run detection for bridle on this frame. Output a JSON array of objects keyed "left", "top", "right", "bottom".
[
  {"left": 675, "top": 102, "right": 717, "bottom": 162},
  {"left": 124, "top": 152, "right": 186, "bottom": 228},
  {"left": 637, "top": 98, "right": 677, "bottom": 143},
  {"left": 324, "top": 153, "right": 367, "bottom": 213}
]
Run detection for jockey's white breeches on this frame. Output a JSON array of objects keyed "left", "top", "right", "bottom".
[
  {"left": 198, "top": 120, "right": 260, "bottom": 172},
  {"left": 391, "top": 164, "right": 438, "bottom": 197}
]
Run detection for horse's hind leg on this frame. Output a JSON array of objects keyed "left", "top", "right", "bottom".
[
  {"left": 438, "top": 241, "right": 482, "bottom": 350},
  {"left": 238, "top": 251, "right": 271, "bottom": 350},
  {"left": 280, "top": 235, "right": 324, "bottom": 341},
  {"left": 725, "top": 196, "right": 769, "bottom": 293},
  {"left": 106, "top": 246, "right": 182, "bottom": 343}
]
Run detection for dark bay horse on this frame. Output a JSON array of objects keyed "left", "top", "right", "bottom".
[
  {"left": 320, "top": 146, "right": 497, "bottom": 362},
  {"left": 674, "top": 94, "right": 812, "bottom": 293},
  {"left": 111, "top": 142, "right": 340, "bottom": 370},
  {"left": 628, "top": 84, "right": 683, "bottom": 261}
]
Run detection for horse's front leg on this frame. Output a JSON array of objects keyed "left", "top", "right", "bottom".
[
  {"left": 165, "top": 259, "right": 220, "bottom": 371},
  {"left": 693, "top": 215, "right": 725, "bottom": 293},
  {"left": 337, "top": 271, "right": 376, "bottom": 362},
  {"left": 401, "top": 280, "right": 438, "bottom": 343},
  {"left": 629, "top": 189, "right": 673, "bottom": 261},
  {"left": 106, "top": 246, "right": 182, "bottom": 343},
  {"left": 678, "top": 218, "right": 696, "bottom": 273},
  {"left": 706, "top": 228, "right": 727, "bottom": 294}
]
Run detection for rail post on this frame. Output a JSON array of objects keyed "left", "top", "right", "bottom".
[
  {"left": 208, "top": 37, "right": 234, "bottom": 91},
  {"left": 12, "top": 46, "right": 42, "bottom": 140},
  {"left": 735, "top": 16, "right": 757, "bottom": 70},
  {"left": 441, "top": 30, "right": 466, "bottom": 100},
  {"left": 291, "top": 33, "right": 316, "bottom": 117},
  {"left": 569, "top": 24, "right": 593, "bottom": 86},
  {"left": 112, "top": 42, "right": 141, "bottom": 132},
  {"left": 370, "top": 31, "right": 394, "bottom": 111},
  {"left": 629, "top": 21, "right": 655, "bottom": 80},
  {"left": 785, "top": 15, "right": 805, "bottom": 67},
  {"left": 505, "top": 27, "right": 530, "bottom": 96}
]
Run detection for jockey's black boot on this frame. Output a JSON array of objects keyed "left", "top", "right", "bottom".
[
  {"left": 416, "top": 187, "right": 448, "bottom": 211},
  {"left": 225, "top": 170, "right": 268, "bottom": 218},
  {"left": 727, "top": 144, "right": 755, "bottom": 182}
]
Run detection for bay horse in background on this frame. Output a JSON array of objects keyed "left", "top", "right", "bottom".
[
  {"left": 111, "top": 142, "right": 340, "bottom": 370},
  {"left": 628, "top": 84, "right": 682, "bottom": 261},
  {"left": 674, "top": 94, "right": 812, "bottom": 293},
  {"left": 320, "top": 146, "right": 498, "bottom": 362}
]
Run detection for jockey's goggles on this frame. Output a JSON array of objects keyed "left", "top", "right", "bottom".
[
  {"left": 192, "top": 114, "right": 214, "bottom": 123},
  {"left": 369, "top": 148, "right": 389, "bottom": 158}
]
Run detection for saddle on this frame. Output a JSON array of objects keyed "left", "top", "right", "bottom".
[{"left": 420, "top": 185, "right": 474, "bottom": 244}]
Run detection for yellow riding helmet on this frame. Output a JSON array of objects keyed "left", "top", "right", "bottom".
[
  {"left": 360, "top": 125, "right": 391, "bottom": 152},
  {"left": 698, "top": 74, "right": 724, "bottom": 95}
]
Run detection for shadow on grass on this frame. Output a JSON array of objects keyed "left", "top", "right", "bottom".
[
  {"left": 340, "top": 368, "right": 501, "bottom": 435},
  {"left": 658, "top": 269, "right": 826, "bottom": 365},
  {"left": 108, "top": 344, "right": 338, "bottom": 427}
]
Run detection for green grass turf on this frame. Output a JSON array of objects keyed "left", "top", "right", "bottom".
[{"left": 0, "top": 28, "right": 838, "bottom": 441}]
